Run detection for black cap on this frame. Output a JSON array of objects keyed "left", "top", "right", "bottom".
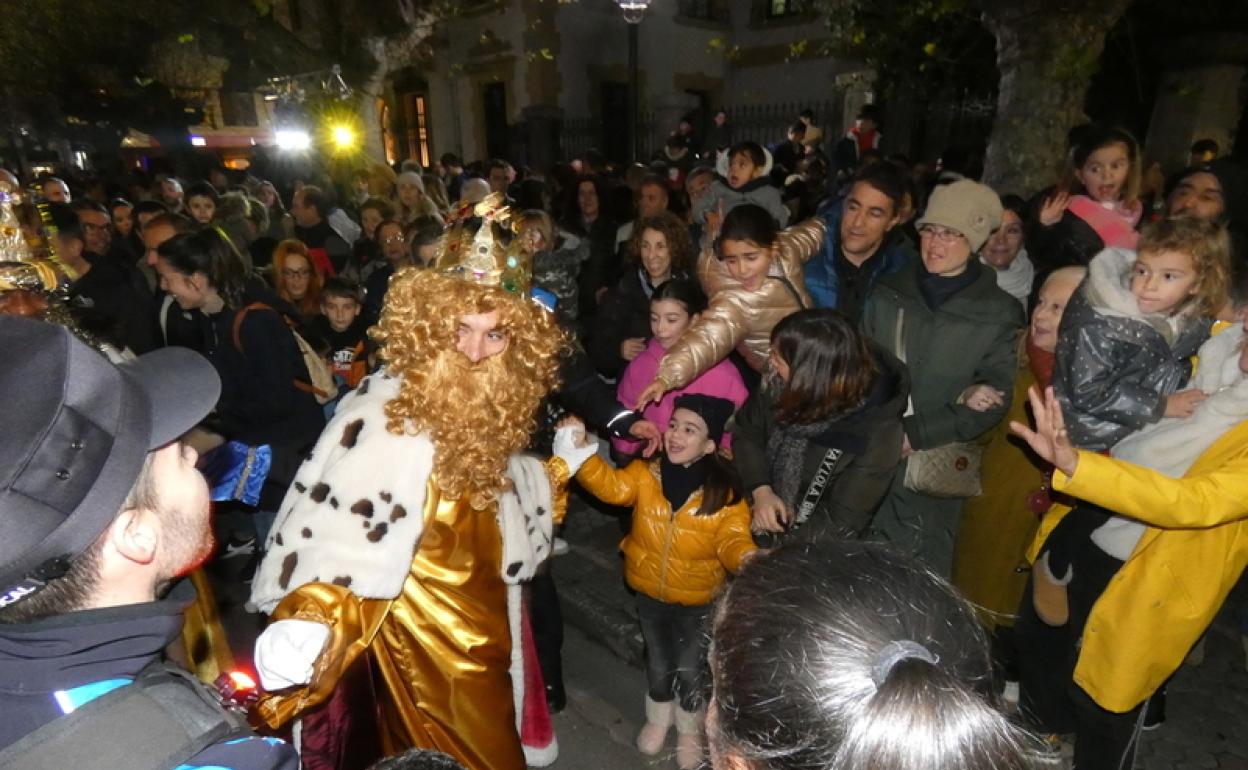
[
  {"left": 0, "top": 317, "right": 221, "bottom": 607},
  {"left": 673, "top": 394, "right": 735, "bottom": 444},
  {"left": 1200, "top": 157, "right": 1248, "bottom": 230}
]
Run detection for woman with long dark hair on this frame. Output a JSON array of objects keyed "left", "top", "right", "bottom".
[{"left": 733, "top": 308, "right": 908, "bottom": 542}]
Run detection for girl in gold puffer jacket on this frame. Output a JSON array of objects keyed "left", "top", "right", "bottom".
[{"left": 553, "top": 395, "right": 756, "bottom": 770}]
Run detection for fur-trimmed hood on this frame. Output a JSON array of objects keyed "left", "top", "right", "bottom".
[{"left": 1082, "top": 247, "right": 1193, "bottom": 344}]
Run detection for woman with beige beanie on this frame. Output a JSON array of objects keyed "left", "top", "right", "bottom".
[{"left": 861, "top": 179, "right": 1025, "bottom": 576}]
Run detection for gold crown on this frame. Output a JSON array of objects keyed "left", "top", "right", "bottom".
[{"left": 434, "top": 192, "right": 532, "bottom": 294}]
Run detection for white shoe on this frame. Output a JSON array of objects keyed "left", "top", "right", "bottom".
[
  {"left": 674, "top": 706, "right": 704, "bottom": 770},
  {"left": 636, "top": 697, "right": 674, "bottom": 755}
]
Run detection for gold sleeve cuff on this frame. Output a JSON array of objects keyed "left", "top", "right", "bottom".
[{"left": 545, "top": 455, "right": 571, "bottom": 524}]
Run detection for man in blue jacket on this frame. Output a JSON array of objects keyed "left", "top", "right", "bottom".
[
  {"left": 0, "top": 316, "right": 298, "bottom": 770},
  {"left": 804, "top": 163, "right": 915, "bottom": 322}
]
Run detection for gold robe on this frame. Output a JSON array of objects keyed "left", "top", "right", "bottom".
[{"left": 257, "top": 459, "right": 568, "bottom": 770}]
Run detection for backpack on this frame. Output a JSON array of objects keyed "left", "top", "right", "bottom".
[
  {"left": 0, "top": 662, "right": 251, "bottom": 770},
  {"left": 232, "top": 302, "right": 337, "bottom": 405}
]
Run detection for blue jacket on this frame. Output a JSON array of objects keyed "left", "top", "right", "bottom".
[{"left": 803, "top": 200, "right": 914, "bottom": 311}]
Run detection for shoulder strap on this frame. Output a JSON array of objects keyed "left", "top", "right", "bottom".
[
  {"left": 0, "top": 662, "right": 250, "bottom": 770},
  {"left": 231, "top": 301, "right": 274, "bottom": 354}
]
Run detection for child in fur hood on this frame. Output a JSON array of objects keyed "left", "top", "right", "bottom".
[
  {"left": 692, "top": 141, "right": 789, "bottom": 230},
  {"left": 1050, "top": 217, "right": 1229, "bottom": 453}
]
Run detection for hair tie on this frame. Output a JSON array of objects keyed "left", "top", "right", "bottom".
[{"left": 870, "top": 640, "right": 938, "bottom": 688}]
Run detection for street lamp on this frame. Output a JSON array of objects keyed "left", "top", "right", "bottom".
[{"left": 614, "top": 0, "right": 652, "bottom": 163}]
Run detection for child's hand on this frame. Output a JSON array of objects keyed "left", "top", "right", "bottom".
[
  {"left": 960, "top": 384, "right": 1006, "bottom": 412},
  {"left": 750, "top": 485, "right": 791, "bottom": 533},
  {"left": 627, "top": 419, "right": 662, "bottom": 457},
  {"left": 620, "top": 337, "right": 647, "bottom": 362},
  {"left": 553, "top": 417, "right": 598, "bottom": 475},
  {"left": 556, "top": 415, "right": 589, "bottom": 448},
  {"left": 1038, "top": 192, "right": 1070, "bottom": 227},
  {"left": 1165, "top": 388, "right": 1208, "bottom": 418},
  {"left": 635, "top": 379, "right": 667, "bottom": 410}
]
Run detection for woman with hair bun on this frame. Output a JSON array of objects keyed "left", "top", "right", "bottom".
[{"left": 708, "top": 542, "right": 1038, "bottom": 770}]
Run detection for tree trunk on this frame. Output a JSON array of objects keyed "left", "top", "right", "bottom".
[{"left": 980, "top": 1, "right": 1131, "bottom": 194}]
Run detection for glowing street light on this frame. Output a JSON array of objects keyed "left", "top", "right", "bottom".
[
  {"left": 275, "top": 128, "right": 312, "bottom": 151},
  {"left": 330, "top": 124, "right": 356, "bottom": 150}
]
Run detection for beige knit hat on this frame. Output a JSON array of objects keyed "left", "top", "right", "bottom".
[{"left": 917, "top": 179, "right": 1003, "bottom": 252}]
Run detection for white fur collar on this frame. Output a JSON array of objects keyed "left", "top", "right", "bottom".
[{"left": 249, "top": 371, "right": 556, "bottom": 614}]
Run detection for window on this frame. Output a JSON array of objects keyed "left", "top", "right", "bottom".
[
  {"left": 677, "top": 0, "right": 727, "bottom": 22},
  {"left": 220, "top": 92, "right": 259, "bottom": 127},
  {"left": 402, "top": 93, "right": 431, "bottom": 168},
  {"left": 766, "top": 0, "right": 802, "bottom": 17}
]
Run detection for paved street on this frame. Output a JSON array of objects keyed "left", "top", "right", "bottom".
[
  {"left": 556, "top": 490, "right": 1248, "bottom": 770},
  {"left": 207, "top": 488, "right": 1248, "bottom": 770}
]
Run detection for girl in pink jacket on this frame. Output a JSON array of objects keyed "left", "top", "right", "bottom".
[{"left": 615, "top": 279, "right": 749, "bottom": 458}]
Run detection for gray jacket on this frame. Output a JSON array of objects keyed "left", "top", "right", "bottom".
[{"left": 1052, "top": 247, "right": 1212, "bottom": 452}]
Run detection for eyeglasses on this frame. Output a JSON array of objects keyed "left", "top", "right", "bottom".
[
  {"left": 918, "top": 225, "right": 965, "bottom": 245},
  {"left": 81, "top": 223, "right": 109, "bottom": 232},
  {"left": 381, "top": 236, "right": 406, "bottom": 245},
  {"left": 282, "top": 268, "right": 311, "bottom": 278}
]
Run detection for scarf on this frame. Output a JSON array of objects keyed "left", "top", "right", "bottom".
[
  {"left": 1026, "top": 335, "right": 1056, "bottom": 391},
  {"left": 766, "top": 395, "right": 860, "bottom": 513},
  {"left": 983, "top": 250, "right": 1034, "bottom": 306},
  {"left": 660, "top": 456, "right": 709, "bottom": 511},
  {"left": 1092, "top": 325, "right": 1248, "bottom": 559},
  {"left": 918, "top": 259, "right": 982, "bottom": 310},
  {"left": 1067, "top": 194, "right": 1141, "bottom": 250}
]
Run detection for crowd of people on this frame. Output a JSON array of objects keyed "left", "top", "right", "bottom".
[{"left": 1, "top": 103, "right": 1247, "bottom": 770}]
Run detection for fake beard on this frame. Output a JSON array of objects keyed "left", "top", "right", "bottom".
[{"left": 406, "top": 346, "right": 539, "bottom": 509}]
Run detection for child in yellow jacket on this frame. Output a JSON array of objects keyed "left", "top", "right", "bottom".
[{"left": 554, "top": 394, "right": 756, "bottom": 770}]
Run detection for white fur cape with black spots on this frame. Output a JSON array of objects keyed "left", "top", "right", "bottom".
[
  {"left": 248, "top": 369, "right": 560, "bottom": 766},
  {"left": 250, "top": 369, "right": 556, "bottom": 613}
]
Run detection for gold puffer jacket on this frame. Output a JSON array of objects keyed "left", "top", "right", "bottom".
[
  {"left": 656, "top": 217, "right": 826, "bottom": 390},
  {"left": 577, "top": 455, "right": 756, "bottom": 606}
]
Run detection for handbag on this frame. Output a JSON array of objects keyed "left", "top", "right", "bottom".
[{"left": 893, "top": 306, "right": 984, "bottom": 498}]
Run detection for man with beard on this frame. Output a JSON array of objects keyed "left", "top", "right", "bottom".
[
  {"left": 0, "top": 316, "right": 297, "bottom": 770},
  {"left": 249, "top": 199, "right": 568, "bottom": 770}
]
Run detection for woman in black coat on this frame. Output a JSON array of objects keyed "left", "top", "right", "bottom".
[
  {"left": 734, "top": 309, "right": 909, "bottom": 543},
  {"left": 153, "top": 229, "right": 326, "bottom": 519},
  {"left": 587, "top": 211, "right": 695, "bottom": 378}
]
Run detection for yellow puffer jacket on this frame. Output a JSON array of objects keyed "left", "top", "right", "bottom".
[
  {"left": 1032, "top": 424, "right": 1248, "bottom": 712},
  {"left": 576, "top": 455, "right": 756, "bottom": 606},
  {"left": 656, "top": 217, "right": 825, "bottom": 389}
]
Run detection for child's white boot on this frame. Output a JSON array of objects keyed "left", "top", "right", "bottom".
[
  {"left": 636, "top": 696, "right": 674, "bottom": 756},
  {"left": 674, "top": 704, "right": 704, "bottom": 769}
]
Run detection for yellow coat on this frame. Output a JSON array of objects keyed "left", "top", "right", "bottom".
[
  {"left": 952, "top": 364, "right": 1046, "bottom": 629},
  {"left": 1036, "top": 425, "right": 1248, "bottom": 712},
  {"left": 577, "top": 455, "right": 756, "bottom": 606},
  {"left": 656, "top": 218, "right": 825, "bottom": 389}
]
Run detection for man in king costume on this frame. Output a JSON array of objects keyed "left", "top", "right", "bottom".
[{"left": 248, "top": 195, "right": 569, "bottom": 770}]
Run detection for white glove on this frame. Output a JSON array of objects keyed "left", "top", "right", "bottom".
[
  {"left": 553, "top": 424, "right": 599, "bottom": 476},
  {"left": 254, "top": 619, "right": 331, "bottom": 691}
]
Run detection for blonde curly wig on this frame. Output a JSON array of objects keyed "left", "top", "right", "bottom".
[{"left": 371, "top": 268, "right": 567, "bottom": 509}]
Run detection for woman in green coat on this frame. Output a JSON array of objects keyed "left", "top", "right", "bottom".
[{"left": 861, "top": 180, "right": 1025, "bottom": 576}]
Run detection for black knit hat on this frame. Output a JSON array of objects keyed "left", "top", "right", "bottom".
[
  {"left": 1201, "top": 157, "right": 1248, "bottom": 230},
  {"left": 673, "top": 394, "right": 735, "bottom": 444}
]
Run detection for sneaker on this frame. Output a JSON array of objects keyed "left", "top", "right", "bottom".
[
  {"left": 552, "top": 537, "right": 569, "bottom": 556},
  {"left": 221, "top": 534, "right": 257, "bottom": 560}
]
